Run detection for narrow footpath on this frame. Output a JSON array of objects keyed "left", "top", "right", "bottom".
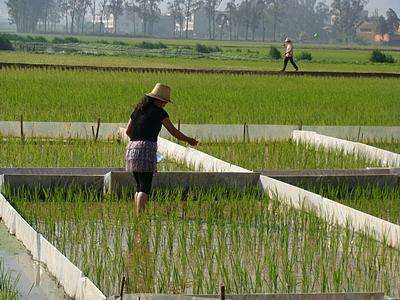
[{"left": 1, "top": 62, "right": 400, "bottom": 78}]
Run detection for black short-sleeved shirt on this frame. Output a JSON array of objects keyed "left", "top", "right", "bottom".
[{"left": 130, "top": 103, "right": 169, "bottom": 142}]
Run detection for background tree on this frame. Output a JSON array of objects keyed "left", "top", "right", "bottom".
[
  {"left": 226, "top": 0, "right": 236, "bottom": 40},
  {"left": 109, "top": 0, "right": 125, "bottom": 33},
  {"left": 98, "top": 0, "right": 108, "bottom": 33},
  {"left": 6, "top": 0, "right": 47, "bottom": 32},
  {"left": 167, "top": 0, "right": 184, "bottom": 37},
  {"left": 374, "top": 15, "right": 388, "bottom": 36},
  {"left": 386, "top": 8, "right": 400, "bottom": 35},
  {"left": 183, "top": 0, "right": 202, "bottom": 38},
  {"left": 266, "top": 0, "right": 286, "bottom": 41},
  {"left": 330, "top": 0, "right": 368, "bottom": 42},
  {"left": 126, "top": 0, "right": 141, "bottom": 34},
  {"left": 89, "top": 0, "right": 97, "bottom": 33},
  {"left": 204, "top": 0, "right": 222, "bottom": 39}
]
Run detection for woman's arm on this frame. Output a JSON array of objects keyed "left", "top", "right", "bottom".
[
  {"left": 125, "top": 119, "right": 134, "bottom": 139},
  {"left": 162, "top": 118, "right": 198, "bottom": 146}
]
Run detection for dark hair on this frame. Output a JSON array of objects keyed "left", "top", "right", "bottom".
[{"left": 134, "top": 95, "right": 154, "bottom": 113}]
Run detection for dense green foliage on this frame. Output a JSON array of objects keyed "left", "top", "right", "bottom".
[
  {"left": 298, "top": 51, "right": 312, "bottom": 61},
  {"left": 370, "top": 50, "right": 395, "bottom": 63},
  {"left": 0, "top": 139, "right": 189, "bottom": 171},
  {"left": 269, "top": 46, "right": 282, "bottom": 60},
  {"left": 7, "top": 186, "right": 400, "bottom": 297},
  {"left": 1, "top": 68, "right": 399, "bottom": 125},
  {"left": 0, "top": 36, "right": 13, "bottom": 51}
]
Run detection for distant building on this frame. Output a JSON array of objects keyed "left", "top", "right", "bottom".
[{"left": 356, "top": 19, "right": 400, "bottom": 44}]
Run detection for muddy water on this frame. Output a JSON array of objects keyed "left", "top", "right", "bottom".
[{"left": 0, "top": 222, "right": 67, "bottom": 299}]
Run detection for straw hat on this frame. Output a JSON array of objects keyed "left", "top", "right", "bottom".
[
  {"left": 285, "top": 37, "right": 291, "bottom": 43},
  {"left": 146, "top": 83, "right": 172, "bottom": 103}
]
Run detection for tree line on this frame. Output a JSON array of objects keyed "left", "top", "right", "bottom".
[{"left": 5, "top": 0, "right": 398, "bottom": 42}]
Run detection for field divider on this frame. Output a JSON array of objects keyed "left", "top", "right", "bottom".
[
  {"left": 157, "top": 137, "right": 250, "bottom": 172},
  {"left": 154, "top": 135, "right": 400, "bottom": 249},
  {"left": 293, "top": 130, "right": 400, "bottom": 167},
  {"left": 259, "top": 175, "right": 400, "bottom": 248},
  {"left": 0, "top": 176, "right": 106, "bottom": 300},
  {"left": 3, "top": 121, "right": 400, "bottom": 141},
  {"left": 2, "top": 61, "right": 400, "bottom": 78}
]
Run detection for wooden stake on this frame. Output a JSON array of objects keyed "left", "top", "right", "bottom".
[
  {"left": 95, "top": 118, "right": 101, "bottom": 141},
  {"left": 20, "top": 115, "right": 24, "bottom": 142},
  {"left": 243, "top": 122, "right": 247, "bottom": 143},
  {"left": 299, "top": 121, "right": 303, "bottom": 131},
  {"left": 220, "top": 284, "right": 225, "bottom": 300},
  {"left": 119, "top": 276, "right": 125, "bottom": 299}
]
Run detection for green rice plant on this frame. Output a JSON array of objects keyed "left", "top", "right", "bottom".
[
  {"left": 367, "top": 139, "right": 400, "bottom": 154},
  {"left": 1, "top": 68, "right": 400, "bottom": 125},
  {"left": 5, "top": 185, "right": 400, "bottom": 297},
  {"left": 198, "top": 139, "right": 381, "bottom": 170},
  {"left": 307, "top": 183, "right": 400, "bottom": 225},
  {"left": 0, "top": 259, "right": 19, "bottom": 300},
  {"left": 0, "top": 138, "right": 190, "bottom": 171}
]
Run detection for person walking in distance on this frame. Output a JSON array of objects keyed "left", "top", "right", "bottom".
[
  {"left": 125, "top": 83, "right": 198, "bottom": 213},
  {"left": 281, "top": 37, "right": 299, "bottom": 71}
]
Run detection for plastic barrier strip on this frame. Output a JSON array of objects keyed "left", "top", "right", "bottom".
[
  {"left": 0, "top": 192, "right": 106, "bottom": 300},
  {"left": 293, "top": 130, "right": 400, "bottom": 167}
]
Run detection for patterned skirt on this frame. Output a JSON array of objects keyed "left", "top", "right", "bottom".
[{"left": 125, "top": 141, "right": 157, "bottom": 173}]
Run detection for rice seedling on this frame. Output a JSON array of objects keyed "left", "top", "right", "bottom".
[
  {"left": 5, "top": 185, "right": 400, "bottom": 297},
  {"left": 0, "top": 138, "right": 190, "bottom": 171},
  {"left": 307, "top": 184, "right": 400, "bottom": 225},
  {"left": 367, "top": 139, "right": 400, "bottom": 154},
  {"left": 1, "top": 68, "right": 400, "bottom": 125},
  {"left": 0, "top": 138, "right": 381, "bottom": 170},
  {"left": 198, "top": 139, "right": 381, "bottom": 170},
  {"left": 0, "top": 259, "right": 19, "bottom": 300}
]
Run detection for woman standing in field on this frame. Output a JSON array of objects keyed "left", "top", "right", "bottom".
[{"left": 125, "top": 83, "right": 198, "bottom": 212}]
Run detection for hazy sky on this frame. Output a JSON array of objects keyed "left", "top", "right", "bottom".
[{"left": 0, "top": 0, "right": 399, "bottom": 18}]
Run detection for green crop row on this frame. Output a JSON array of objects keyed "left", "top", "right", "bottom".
[
  {"left": 307, "top": 184, "right": 400, "bottom": 225},
  {"left": 6, "top": 185, "right": 400, "bottom": 297},
  {"left": 1, "top": 68, "right": 400, "bottom": 125},
  {"left": 0, "top": 138, "right": 380, "bottom": 170},
  {"left": 0, "top": 138, "right": 189, "bottom": 171},
  {"left": 1, "top": 51, "right": 400, "bottom": 73},
  {"left": 198, "top": 140, "right": 381, "bottom": 170}
]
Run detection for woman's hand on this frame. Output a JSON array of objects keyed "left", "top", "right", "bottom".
[{"left": 187, "top": 137, "right": 198, "bottom": 147}]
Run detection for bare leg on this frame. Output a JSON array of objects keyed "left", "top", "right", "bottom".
[{"left": 136, "top": 192, "right": 148, "bottom": 213}]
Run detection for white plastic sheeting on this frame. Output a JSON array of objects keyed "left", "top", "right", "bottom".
[
  {"left": 3, "top": 120, "right": 400, "bottom": 141},
  {"left": 157, "top": 137, "right": 250, "bottom": 172},
  {"left": 0, "top": 192, "right": 106, "bottom": 299},
  {"left": 293, "top": 130, "right": 400, "bottom": 167},
  {"left": 259, "top": 175, "right": 400, "bottom": 248},
  {"left": 15, "top": 215, "right": 41, "bottom": 260}
]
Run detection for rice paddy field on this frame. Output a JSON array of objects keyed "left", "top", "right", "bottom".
[
  {"left": 1, "top": 68, "right": 400, "bottom": 125},
  {"left": 1, "top": 51, "right": 400, "bottom": 73},
  {"left": 198, "top": 140, "right": 382, "bottom": 170},
  {"left": 0, "top": 138, "right": 382, "bottom": 170},
  {"left": 5, "top": 185, "right": 400, "bottom": 297},
  {"left": 0, "top": 138, "right": 189, "bottom": 171}
]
